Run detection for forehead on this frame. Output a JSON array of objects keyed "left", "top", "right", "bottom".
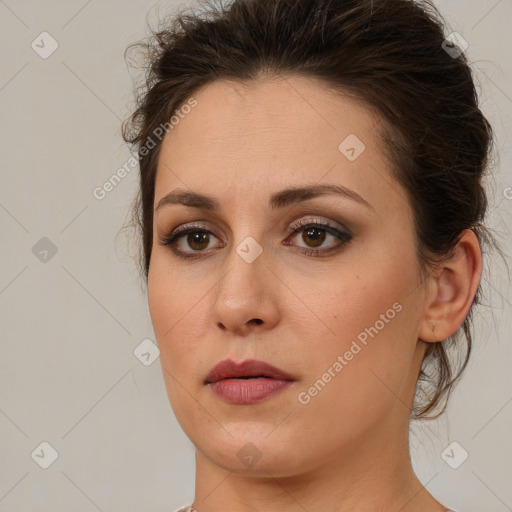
[{"left": 154, "top": 75, "right": 397, "bottom": 212}]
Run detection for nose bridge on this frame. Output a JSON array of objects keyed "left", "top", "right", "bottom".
[
  {"left": 211, "top": 233, "right": 279, "bottom": 332},
  {"left": 216, "top": 235, "right": 266, "bottom": 307}
]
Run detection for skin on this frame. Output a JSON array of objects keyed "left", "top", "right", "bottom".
[{"left": 147, "top": 75, "right": 482, "bottom": 512}]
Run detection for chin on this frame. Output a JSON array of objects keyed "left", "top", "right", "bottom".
[{"left": 193, "top": 428, "right": 314, "bottom": 478}]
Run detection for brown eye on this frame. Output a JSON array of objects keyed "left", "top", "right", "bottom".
[
  {"left": 285, "top": 220, "right": 353, "bottom": 257},
  {"left": 186, "top": 232, "right": 210, "bottom": 251},
  {"left": 159, "top": 223, "right": 226, "bottom": 259},
  {"left": 302, "top": 226, "right": 326, "bottom": 248}
]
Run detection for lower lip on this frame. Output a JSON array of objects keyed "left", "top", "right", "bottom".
[{"left": 208, "top": 378, "right": 293, "bottom": 404}]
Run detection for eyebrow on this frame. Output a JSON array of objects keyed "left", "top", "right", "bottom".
[{"left": 155, "top": 184, "right": 375, "bottom": 213}]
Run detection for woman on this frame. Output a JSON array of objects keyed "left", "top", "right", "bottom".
[{"left": 122, "top": 0, "right": 496, "bottom": 510}]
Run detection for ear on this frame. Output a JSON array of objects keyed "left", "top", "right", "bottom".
[{"left": 418, "top": 229, "right": 483, "bottom": 343}]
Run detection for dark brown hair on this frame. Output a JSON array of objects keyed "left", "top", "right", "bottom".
[{"left": 122, "top": 0, "right": 497, "bottom": 419}]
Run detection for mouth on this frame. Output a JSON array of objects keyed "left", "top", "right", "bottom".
[{"left": 204, "top": 359, "right": 296, "bottom": 404}]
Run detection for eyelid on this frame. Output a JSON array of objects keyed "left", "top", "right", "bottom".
[
  {"left": 159, "top": 221, "right": 222, "bottom": 243},
  {"left": 285, "top": 216, "right": 351, "bottom": 237},
  {"left": 160, "top": 216, "right": 350, "bottom": 242}
]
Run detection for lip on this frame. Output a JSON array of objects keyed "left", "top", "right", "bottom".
[
  {"left": 205, "top": 359, "right": 296, "bottom": 405},
  {"left": 205, "top": 358, "right": 296, "bottom": 384}
]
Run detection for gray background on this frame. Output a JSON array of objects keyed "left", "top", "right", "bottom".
[{"left": 0, "top": 1, "right": 510, "bottom": 511}]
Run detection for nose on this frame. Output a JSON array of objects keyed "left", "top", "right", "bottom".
[{"left": 211, "top": 244, "right": 281, "bottom": 336}]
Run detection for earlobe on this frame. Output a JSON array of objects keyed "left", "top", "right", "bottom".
[{"left": 418, "top": 229, "right": 483, "bottom": 343}]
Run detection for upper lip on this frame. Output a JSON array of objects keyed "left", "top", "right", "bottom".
[{"left": 205, "top": 359, "right": 296, "bottom": 384}]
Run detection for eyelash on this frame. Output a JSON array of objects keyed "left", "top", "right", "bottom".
[{"left": 158, "top": 218, "right": 353, "bottom": 260}]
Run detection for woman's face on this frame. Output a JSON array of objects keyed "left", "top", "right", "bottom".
[{"left": 148, "top": 75, "right": 431, "bottom": 476}]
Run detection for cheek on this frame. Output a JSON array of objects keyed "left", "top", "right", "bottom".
[
  {"left": 296, "top": 250, "right": 421, "bottom": 388},
  {"left": 147, "top": 257, "right": 189, "bottom": 381},
  {"left": 148, "top": 254, "right": 196, "bottom": 339},
  {"left": 303, "top": 260, "right": 411, "bottom": 344},
  {"left": 147, "top": 260, "right": 172, "bottom": 340},
  {"left": 147, "top": 260, "right": 202, "bottom": 416},
  {"left": 324, "top": 269, "right": 421, "bottom": 402},
  {"left": 147, "top": 253, "right": 210, "bottom": 368}
]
